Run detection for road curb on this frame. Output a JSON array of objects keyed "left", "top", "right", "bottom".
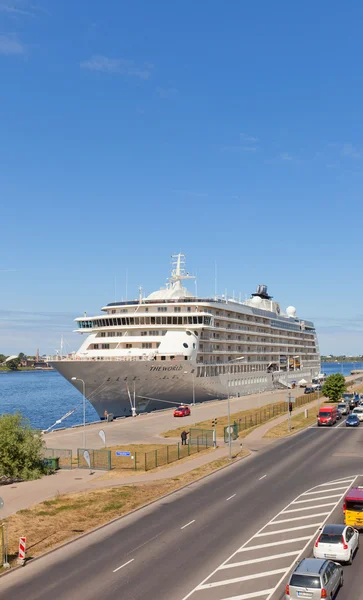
[{"left": 0, "top": 449, "right": 252, "bottom": 578}]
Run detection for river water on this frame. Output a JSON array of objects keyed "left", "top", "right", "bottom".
[{"left": 0, "top": 362, "right": 362, "bottom": 431}]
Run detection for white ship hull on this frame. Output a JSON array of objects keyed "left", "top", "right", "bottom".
[{"left": 50, "top": 359, "right": 317, "bottom": 419}]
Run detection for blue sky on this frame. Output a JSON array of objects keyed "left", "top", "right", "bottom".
[{"left": 1, "top": 0, "right": 363, "bottom": 356}]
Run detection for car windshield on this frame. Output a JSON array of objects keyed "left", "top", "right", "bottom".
[
  {"left": 354, "top": 409, "right": 363, "bottom": 413},
  {"left": 320, "top": 533, "right": 342, "bottom": 544},
  {"left": 319, "top": 412, "right": 331, "bottom": 417},
  {"left": 348, "top": 415, "right": 358, "bottom": 420},
  {"left": 338, "top": 404, "right": 346, "bottom": 408},
  {"left": 290, "top": 574, "right": 321, "bottom": 589},
  {"left": 346, "top": 500, "right": 363, "bottom": 511}
]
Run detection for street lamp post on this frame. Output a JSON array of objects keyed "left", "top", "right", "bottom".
[
  {"left": 192, "top": 371, "right": 195, "bottom": 405},
  {"left": 71, "top": 377, "right": 86, "bottom": 449},
  {"left": 226, "top": 356, "right": 245, "bottom": 459}
]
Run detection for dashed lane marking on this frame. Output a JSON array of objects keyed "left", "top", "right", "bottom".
[
  {"left": 259, "top": 475, "right": 267, "bottom": 480},
  {"left": 113, "top": 558, "right": 134, "bottom": 573},
  {"left": 181, "top": 520, "right": 195, "bottom": 530},
  {"left": 226, "top": 494, "right": 236, "bottom": 501}
]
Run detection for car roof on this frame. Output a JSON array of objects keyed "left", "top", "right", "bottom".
[
  {"left": 295, "top": 558, "right": 327, "bottom": 575},
  {"left": 345, "top": 487, "right": 363, "bottom": 501},
  {"left": 322, "top": 524, "right": 345, "bottom": 534}
]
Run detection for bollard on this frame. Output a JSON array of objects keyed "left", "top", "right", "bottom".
[{"left": 305, "top": 408, "right": 308, "bottom": 418}]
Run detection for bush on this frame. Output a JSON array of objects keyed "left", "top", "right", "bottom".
[
  {"left": 0, "top": 413, "right": 49, "bottom": 480},
  {"left": 322, "top": 373, "right": 346, "bottom": 403}
]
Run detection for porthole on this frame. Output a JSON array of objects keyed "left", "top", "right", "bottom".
[
  {"left": 194, "top": 331, "right": 198, "bottom": 336},
  {"left": 183, "top": 343, "right": 189, "bottom": 348},
  {"left": 186, "top": 330, "right": 192, "bottom": 336}
]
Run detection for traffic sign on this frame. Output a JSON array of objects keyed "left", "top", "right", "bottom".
[
  {"left": 226, "top": 426, "right": 234, "bottom": 434},
  {"left": 286, "top": 397, "right": 296, "bottom": 402},
  {"left": 116, "top": 451, "right": 131, "bottom": 457}
]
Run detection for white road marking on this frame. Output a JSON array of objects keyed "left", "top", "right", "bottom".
[
  {"left": 237, "top": 537, "right": 312, "bottom": 552},
  {"left": 219, "top": 551, "right": 300, "bottom": 570},
  {"left": 197, "top": 568, "right": 287, "bottom": 590},
  {"left": 181, "top": 520, "right": 195, "bottom": 530},
  {"left": 271, "top": 512, "right": 330, "bottom": 524},
  {"left": 256, "top": 523, "right": 323, "bottom": 537},
  {"left": 221, "top": 591, "right": 274, "bottom": 600},
  {"left": 113, "top": 558, "right": 134, "bottom": 572},
  {"left": 302, "top": 485, "right": 348, "bottom": 495},
  {"left": 259, "top": 474, "right": 267, "bottom": 480},
  {"left": 315, "top": 478, "right": 354, "bottom": 487},
  {"left": 282, "top": 502, "right": 336, "bottom": 513},
  {"left": 181, "top": 476, "right": 357, "bottom": 600},
  {"left": 293, "top": 493, "right": 343, "bottom": 504},
  {"left": 226, "top": 494, "right": 236, "bottom": 501}
]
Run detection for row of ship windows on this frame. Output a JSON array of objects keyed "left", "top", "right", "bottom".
[
  {"left": 98, "top": 331, "right": 166, "bottom": 337},
  {"left": 79, "top": 316, "right": 211, "bottom": 328},
  {"left": 196, "top": 363, "right": 267, "bottom": 376},
  {"left": 92, "top": 343, "right": 159, "bottom": 349}
]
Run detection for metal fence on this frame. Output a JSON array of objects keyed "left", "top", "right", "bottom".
[
  {"left": 189, "top": 428, "right": 214, "bottom": 447},
  {"left": 142, "top": 439, "right": 211, "bottom": 471},
  {"left": 234, "top": 391, "right": 321, "bottom": 433},
  {"left": 43, "top": 448, "right": 73, "bottom": 469},
  {"left": 77, "top": 448, "right": 111, "bottom": 470}
]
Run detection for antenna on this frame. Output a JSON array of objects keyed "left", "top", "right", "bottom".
[{"left": 214, "top": 262, "right": 217, "bottom": 299}]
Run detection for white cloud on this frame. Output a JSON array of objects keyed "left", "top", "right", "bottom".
[
  {"left": 80, "top": 55, "right": 153, "bottom": 79},
  {"left": 0, "top": 33, "right": 24, "bottom": 55}
]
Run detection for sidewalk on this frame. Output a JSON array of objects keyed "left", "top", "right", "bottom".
[{"left": 1, "top": 381, "right": 361, "bottom": 519}]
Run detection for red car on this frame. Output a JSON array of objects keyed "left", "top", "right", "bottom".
[{"left": 174, "top": 405, "right": 191, "bottom": 417}]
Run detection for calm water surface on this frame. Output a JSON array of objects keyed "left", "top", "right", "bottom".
[
  {"left": 0, "top": 370, "right": 98, "bottom": 430},
  {"left": 0, "top": 362, "right": 362, "bottom": 430}
]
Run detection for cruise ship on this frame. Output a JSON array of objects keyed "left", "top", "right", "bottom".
[{"left": 50, "top": 254, "right": 321, "bottom": 419}]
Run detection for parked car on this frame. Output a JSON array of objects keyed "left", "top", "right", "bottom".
[
  {"left": 317, "top": 406, "right": 338, "bottom": 426},
  {"left": 346, "top": 413, "right": 360, "bottom": 427},
  {"left": 337, "top": 401, "right": 350, "bottom": 415},
  {"left": 285, "top": 558, "right": 343, "bottom": 600},
  {"left": 173, "top": 405, "right": 191, "bottom": 417},
  {"left": 304, "top": 387, "right": 314, "bottom": 394},
  {"left": 313, "top": 524, "right": 359, "bottom": 564},
  {"left": 352, "top": 407, "right": 363, "bottom": 422}
]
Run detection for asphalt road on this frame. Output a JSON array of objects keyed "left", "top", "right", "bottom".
[{"left": 3, "top": 415, "right": 363, "bottom": 600}]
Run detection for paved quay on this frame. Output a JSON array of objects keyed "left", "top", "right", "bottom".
[
  {"left": 3, "top": 381, "right": 362, "bottom": 519},
  {"left": 43, "top": 372, "right": 363, "bottom": 453}
]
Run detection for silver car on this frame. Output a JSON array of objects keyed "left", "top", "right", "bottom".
[
  {"left": 337, "top": 402, "right": 350, "bottom": 415},
  {"left": 286, "top": 558, "right": 343, "bottom": 599}
]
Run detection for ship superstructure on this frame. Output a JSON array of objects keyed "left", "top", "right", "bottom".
[{"left": 50, "top": 254, "right": 320, "bottom": 418}]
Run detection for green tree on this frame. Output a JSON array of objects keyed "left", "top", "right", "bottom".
[
  {"left": 6, "top": 358, "right": 20, "bottom": 371},
  {"left": 0, "top": 413, "right": 49, "bottom": 480},
  {"left": 322, "top": 373, "right": 346, "bottom": 403},
  {"left": 18, "top": 352, "right": 26, "bottom": 361}
]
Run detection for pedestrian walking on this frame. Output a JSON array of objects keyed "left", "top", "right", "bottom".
[{"left": 181, "top": 430, "right": 189, "bottom": 445}]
